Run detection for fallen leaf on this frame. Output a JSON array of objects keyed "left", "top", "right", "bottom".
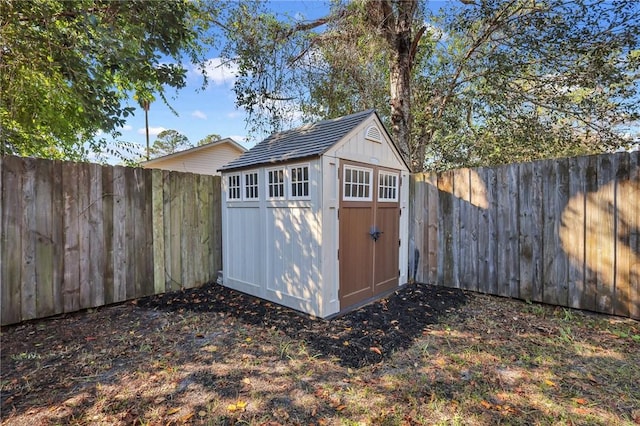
[
  {"left": 167, "top": 407, "right": 180, "bottom": 415},
  {"left": 228, "top": 400, "right": 248, "bottom": 412},
  {"left": 574, "top": 407, "right": 589, "bottom": 416},
  {"left": 544, "top": 379, "right": 557, "bottom": 387},
  {"left": 242, "top": 377, "right": 251, "bottom": 385},
  {"left": 335, "top": 404, "right": 346, "bottom": 411},
  {"left": 370, "top": 347, "right": 382, "bottom": 355},
  {"left": 343, "top": 341, "right": 349, "bottom": 346},
  {"left": 480, "top": 400, "right": 493, "bottom": 409},
  {"left": 573, "top": 398, "right": 587, "bottom": 405}
]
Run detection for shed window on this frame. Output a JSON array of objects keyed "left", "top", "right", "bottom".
[
  {"left": 227, "top": 174, "right": 241, "bottom": 200},
  {"left": 378, "top": 171, "right": 398, "bottom": 202},
  {"left": 343, "top": 165, "right": 372, "bottom": 201},
  {"left": 267, "top": 168, "right": 286, "bottom": 199},
  {"left": 244, "top": 171, "right": 259, "bottom": 200},
  {"left": 290, "top": 165, "right": 310, "bottom": 199}
]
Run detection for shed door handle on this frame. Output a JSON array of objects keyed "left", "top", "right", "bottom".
[{"left": 369, "top": 226, "right": 383, "bottom": 242}]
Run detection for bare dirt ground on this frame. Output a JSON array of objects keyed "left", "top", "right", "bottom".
[{"left": 1, "top": 282, "right": 639, "bottom": 425}]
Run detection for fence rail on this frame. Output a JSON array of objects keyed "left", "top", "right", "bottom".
[
  {"left": 0, "top": 156, "right": 221, "bottom": 325},
  {"left": 409, "top": 151, "right": 640, "bottom": 320}
]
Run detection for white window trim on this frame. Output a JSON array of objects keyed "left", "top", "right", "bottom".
[
  {"left": 378, "top": 170, "right": 399, "bottom": 202},
  {"left": 343, "top": 165, "right": 373, "bottom": 201},
  {"left": 227, "top": 173, "right": 241, "bottom": 201},
  {"left": 242, "top": 170, "right": 260, "bottom": 200},
  {"left": 288, "top": 163, "right": 311, "bottom": 200},
  {"left": 265, "top": 167, "right": 287, "bottom": 200}
]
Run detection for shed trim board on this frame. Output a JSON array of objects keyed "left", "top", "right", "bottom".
[{"left": 221, "top": 110, "right": 409, "bottom": 318}]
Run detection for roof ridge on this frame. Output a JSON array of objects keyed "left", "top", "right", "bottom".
[
  {"left": 267, "top": 109, "right": 375, "bottom": 138},
  {"left": 220, "top": 109, "right": 378, "bottom": 171}
]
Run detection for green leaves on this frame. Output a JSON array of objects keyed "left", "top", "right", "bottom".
[
  {"left": 149, "top": 130, "right": 191, "bottom": 159},
  {"left": 0, "top": 0, "right": 213, "bottom": 160},
  {"left": 218, "top": 0, "right": 640, "bottom": 171}
]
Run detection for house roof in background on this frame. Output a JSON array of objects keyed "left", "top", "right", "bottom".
[
  {"left": 220, "top": 109, "right": 381, "bottom": 171},
  {"left": 142, "top": 137, "right": 246, "bottom": 166}
]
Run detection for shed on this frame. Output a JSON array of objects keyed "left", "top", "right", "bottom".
[
  {"left": 219, "top": 110, "right": 410, "bottom": 318},
  {"left": 142, "top": 137, "right": 246, "bottom": 176}
]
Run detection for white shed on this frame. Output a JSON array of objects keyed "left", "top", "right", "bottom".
[{"left": 220, "top": 110, "right": 410, "bottom": 318}]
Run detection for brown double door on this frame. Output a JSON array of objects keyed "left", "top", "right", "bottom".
[{"left": 339, "top": 160, "right": 400, "bottom": 310}]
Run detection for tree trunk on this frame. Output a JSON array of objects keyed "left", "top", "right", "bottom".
[
  {"left": 389, "top": 50, "right": 413, "bottom": 169},
  {"left": 367, "top": 0, "right": 420, "bottom": 171}
]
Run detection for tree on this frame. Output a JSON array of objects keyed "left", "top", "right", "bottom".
[
  {"left": 219, "top": 0, "right": 640, "bottom": 171},
  {"left": 197, "top": 134, "right": 223, "bottom": 146},
  {"left": 0, "top": 0, "right": 214, "bottom": 160},
  {"left": 149, "top": 130, "right": 191, "bottom": 158},
  {"left": 411, "top": 0, "right": 640, "bottom": 170}
]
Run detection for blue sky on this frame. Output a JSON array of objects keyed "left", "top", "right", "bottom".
[{"left": 102, "top": 1, "right": 333, "bottom": 163}]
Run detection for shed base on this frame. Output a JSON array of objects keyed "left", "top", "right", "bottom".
[{"left": 325, "top": 283, "right": 408, "bottom": 320}]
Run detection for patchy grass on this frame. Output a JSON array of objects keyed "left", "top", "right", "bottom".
[{"left": 1, "top": 284, "right": 639, "bottom": 425}]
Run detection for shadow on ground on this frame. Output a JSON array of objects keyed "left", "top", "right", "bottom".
[{"left": 137, "top": 282, "right": 468, "bottom": 368}]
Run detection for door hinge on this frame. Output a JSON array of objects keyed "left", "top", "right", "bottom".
[
  {"left": 337, "top": 249, "right": 339, "bottom": 260},
  {"left": 337, "top": 209, "right": 339, "bottom": 220},
  {"left": 398, "top": 269, "right": 401, "bottom": 277},
  {"left": 399, "top": 239, "right": 401, "bottom": 247}
]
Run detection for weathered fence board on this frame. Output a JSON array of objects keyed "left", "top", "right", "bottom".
[
  {"left": 151, "top": 169, "right": 165, "bottom": 294},
  {"left": 410, "top": 151, "right": 640, "bottom": 320},
  {"left": 629, "top": 152, "right": 640, "bottom": 320},
  {"left": 3, "top": 157, "right": 23, "bottom": 325},
  {"left": 565, "top": 157, "right": 584, "bottom": 310},
  {"left": 0, "top": 156, "right": 222, "bottom": 325}
]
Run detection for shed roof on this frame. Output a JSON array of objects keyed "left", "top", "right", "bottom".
[{"left": 221, "top": 109, "right": 382, "bottom": 171}]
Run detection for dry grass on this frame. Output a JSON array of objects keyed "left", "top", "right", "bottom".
[{"left": 1, "top": 290, "right": 639, "bottom": 425}]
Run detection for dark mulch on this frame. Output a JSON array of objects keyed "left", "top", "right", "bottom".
[{"left": 137, "top": 281, "right": 468, "bottom": 368}]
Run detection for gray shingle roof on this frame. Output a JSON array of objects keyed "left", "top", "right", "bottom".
[{"left": 220, "top": 109, "right": 377, "bottom": 171}]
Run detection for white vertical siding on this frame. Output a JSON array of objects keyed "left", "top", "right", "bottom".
[
  {"left": 265, "top": 206, "right": 320, "bottom": 306},
  {"left": 225, "top": 206, "right": 263, "bottom": 289}
]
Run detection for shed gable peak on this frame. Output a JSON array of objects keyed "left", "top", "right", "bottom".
[{"left": 221, "top": 109, "right": 377, "bottom": 171}]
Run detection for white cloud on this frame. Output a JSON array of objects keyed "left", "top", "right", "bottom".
[
  {"left": 138, "top": 126, "right": 166, "bottom": 136},
  {"left": 122, "top": 124, "right": 133, "bottom": 131},
  {"left": 194, "top": 57, "right": 239, "bottom": 86},
  {"left": 192, "top": 110, "right": 207, "bottom": 120}
]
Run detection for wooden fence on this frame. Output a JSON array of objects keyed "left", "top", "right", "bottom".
[
  {"left": 0, "top": 155, "right": 222, "bottom": 325},
  {"left": 409, "top": 151, "right": 640, "bottom": 320}
]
